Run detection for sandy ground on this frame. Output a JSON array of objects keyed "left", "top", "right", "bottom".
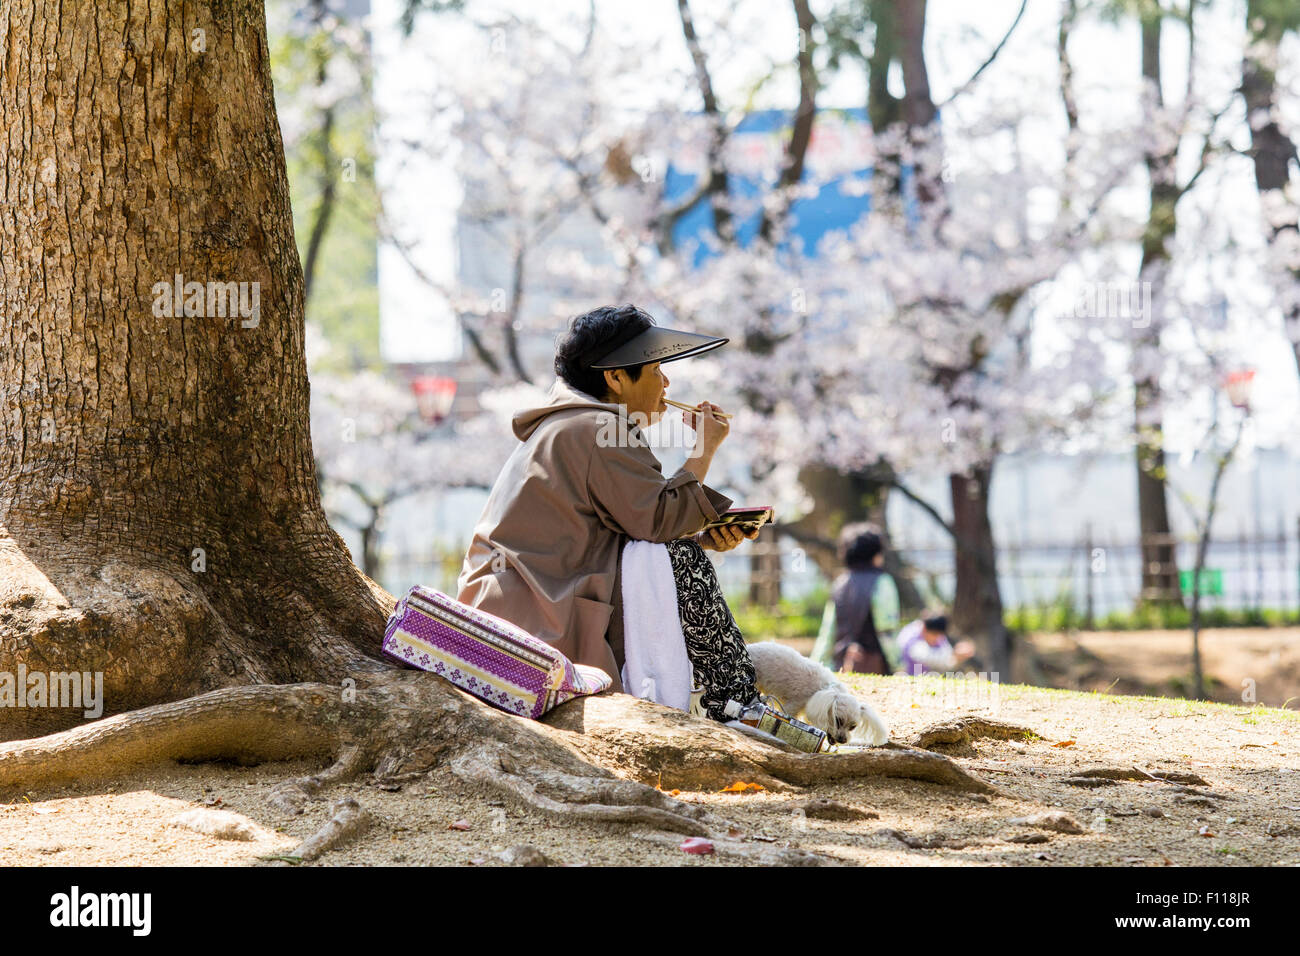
[
  {"left": 781, "top": 627, "right": 1300, "bottom": 709},
  {"left": 1022, "top": 627, "right": 1300, "bottom": 708},
  {"left": 3, "top": 673, "right": 1297, "bottom": 867}
]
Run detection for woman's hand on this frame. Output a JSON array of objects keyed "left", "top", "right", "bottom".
[
  {"left": 682, "top": 402, "right": 730, "bottom": 455},
  {"left": 697, "top": 524, "right": 760, "bottom": 552}
]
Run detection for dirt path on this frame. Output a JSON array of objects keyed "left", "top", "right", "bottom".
[
  {"left": 3, "top": 674, "right": 1297, "bottom": 867},
  {"left": 1022, "top": 627, "right": 1300, "bottom": 708}
]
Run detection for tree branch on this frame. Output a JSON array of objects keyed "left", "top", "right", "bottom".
[
  {"left": 676, "top": 0, "right": 734, "bottom": 246},
  {"left": 939, "top": 0, "right": 1028, "bottom": 107},
  {"left": 1058, "top": 0, "right": 1080, "bottom": 172},
  {"left": 757, "top": 0, "right": 819, "bottom": 243},
  {"left": 1176, "top": 100, "right": 1236, "bottom": 200},
  {"left": 502, "top": 240, "right": 532, "bottom": 384},
  {"left": 302, "top": 0, "right": 339, "bottom": 308},
  {"left": 888, "top": 478, "right": 955, "bottom": 540}
]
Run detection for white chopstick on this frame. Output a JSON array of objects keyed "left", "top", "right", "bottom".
[{"left": 663, "top": 397, "right": 734, "bottom": 420}]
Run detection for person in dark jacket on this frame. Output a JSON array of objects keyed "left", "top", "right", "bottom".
[{"left": 818, "top": 523, "right": 897, "bottom": 675}]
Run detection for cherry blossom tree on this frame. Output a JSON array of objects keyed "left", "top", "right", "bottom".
[
  {"left": 307, "top": 325, "right": 513, "bottom": 578},
  {"left": 357, "top": 0, "right": 1295, "bottom": 676}
]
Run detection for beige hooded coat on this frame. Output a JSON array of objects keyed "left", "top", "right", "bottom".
[{"left": 456, "top": 378, "right": 733, "bottom": 692}]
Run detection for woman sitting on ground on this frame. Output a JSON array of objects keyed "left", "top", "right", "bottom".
[{"left": 456, "top": 304, "right": 763, "bottom": 721}]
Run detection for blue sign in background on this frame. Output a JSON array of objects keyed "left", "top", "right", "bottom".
[{"left": 663, "top": 108, "right": 875, "bottom": 266}]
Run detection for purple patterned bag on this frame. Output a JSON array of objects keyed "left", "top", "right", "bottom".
[{"left": 382, "top": 585, "right": 612, "bottom": 719}]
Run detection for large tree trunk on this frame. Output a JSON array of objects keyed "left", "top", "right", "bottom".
[
  {"left": 0, "top": 0, "right": 392, "bottom": 739},
  {"left": 949, "top": 466, "right": 1009, "bottom": 677},
  {"left": 866, "top": 0, "right": 902, "bottom": 140},
  {"left": 895, "top": 0, "right": 946, "bottom": 212},
  {"left": 1241, "top": 0, "right": 1300, "bottom": 378},
  {"left": 1133, "top": 9, "right": 1182, "bottom": 606},
  {"left": 894, "top": 1, "right": 1004, "bottom": 664}
]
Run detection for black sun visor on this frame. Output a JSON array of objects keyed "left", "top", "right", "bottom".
[{"left": 588, "top": 325, "right": 729, "bottom": 369}]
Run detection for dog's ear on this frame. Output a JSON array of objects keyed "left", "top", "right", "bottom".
[
  {"left": 836, "top": 694, "right": 863, "bottom": 731},
  {"left": 830, "top": 694, "right": 849, "bottom": 731}
]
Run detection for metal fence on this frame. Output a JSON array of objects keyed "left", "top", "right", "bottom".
[
  {"left": 701, "top": 525, "right": 1300, "bottom": 621},
  {"left": 371, "top": 520, "right": 1300, "bottom": 627},
  {"left": 899, "top": 525, "right": 1300, "bottom": 622}
]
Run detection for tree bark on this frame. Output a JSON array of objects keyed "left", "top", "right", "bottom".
[
  {"left": 864, "top": 0, "right": 904, "bottom": 200},
  {"left": 1134, "top": 8, "right": 1182, "bottom": 607},
  {"left": 0, "top": 0, "right": 392, "bottom": 739},
  {"left": 756, "top": 0, "right": 818, "bottom": 243},
  {"left": 896, "top": 0, "right": 936, "bottom": 129},
  {"left": 1058, "top": 0, "right": 1080, "bottom": 178},
  {"left": 896, "top": 0, "right": 942, "bottom": 207},
  {"left": 673, "top": 0, "right": 734, "bottom": 247},
  {"left": 1241, "top": 0, "right": 1300, "bottom": 378},
  {"left": 1188, "top": 415, "right": 1246, "bottom": 701},
  {"left": 862, "top": 0, "right": 1006, "bottom": 646},
  {"left": 949, "top": 465, "right": 1009, "bottom": 677}
]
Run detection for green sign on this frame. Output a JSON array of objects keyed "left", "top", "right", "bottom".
[{"left": 1179, "top": 568, "right": 1223, "bottom": 596}]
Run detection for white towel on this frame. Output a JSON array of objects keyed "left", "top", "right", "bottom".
[{"left": 619, "top": 540, "right": 693, "bottom": 712}]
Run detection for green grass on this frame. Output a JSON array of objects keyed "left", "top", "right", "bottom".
[
  {"left": 1007, "top": 602, "right": 1300, "bottom": 633},
  {"left": 733, "top": 592, "right": 1300, "bottom": 643},
  {"left": 730, "top": 587, "right": 827, "bottom": 642}
]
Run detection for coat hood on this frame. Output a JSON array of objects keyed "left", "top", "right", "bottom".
[{"left": 512, "top": 378, "right": 623, "bottom": 441}]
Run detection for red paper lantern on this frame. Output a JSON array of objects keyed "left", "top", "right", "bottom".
[
  {"left": 1222, "top": 369, "right": 1255, "bottom": 410},
  {"left": 411, "top": 376, "right": 457, "bottom": 423}
]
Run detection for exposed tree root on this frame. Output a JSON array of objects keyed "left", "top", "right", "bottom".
[
  {"left": 1064, "top": 766, "right": 1210, "bottom": 787},
  {"left": 1165, "top": 784, "right": 1233, "bottom": 800},
  {"left": 795, "top": 797, "right": 878, "bottom": 821},
  {"left": 911, "top": 716, "right": 1037, "bottom": 751},
  {"left": 450, "top": 743, "right": 720, "bottom": 837},
  {"left": 0, "top": 671, "right": 1000, "bottom": 861},
  {"left": 0, "top": 534, "right": 395, "bottom": 742},
  {"left": 271, "top": 746, "right": 368, "bottom": 815},
  {"left": 760, "top": 746, "right": 997, "bottom": 793},
  {"left": 882, "top": 828, "right": 987, "bottom": 851},
  {"left": 0, "top": 684, "right": 354, "bottom": 792},
  {"left": 1062, "top": 776, "right": 1117, "bottom": 788},
  {"left": 291, "top": 798, "right": 371, "bottom": 862},
  {"left": 545, "top": 692, "right": 1000, "bottom": 794}
]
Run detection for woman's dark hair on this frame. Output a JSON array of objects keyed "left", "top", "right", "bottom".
[
  {"left": 554, "top": 304, "right": 653, "bottom": 400},
  {"left": 839, "top": 521, "right": 885, "bottom": 570}
]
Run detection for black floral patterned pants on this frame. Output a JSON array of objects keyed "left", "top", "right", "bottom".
[{"left": 664, "top": 538, "right": 759, "bottom": 722}]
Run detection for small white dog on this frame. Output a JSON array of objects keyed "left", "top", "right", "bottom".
[{"left": 747, "top": 641, "right": 890, "bottom": 746}]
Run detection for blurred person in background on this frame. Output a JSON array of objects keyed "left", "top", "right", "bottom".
[
  {"left": 810, "top": 522, "right": 900, "bottom": 674},
  {"left": 897, "top": 610, "right": 976, "bottom": 676}
]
